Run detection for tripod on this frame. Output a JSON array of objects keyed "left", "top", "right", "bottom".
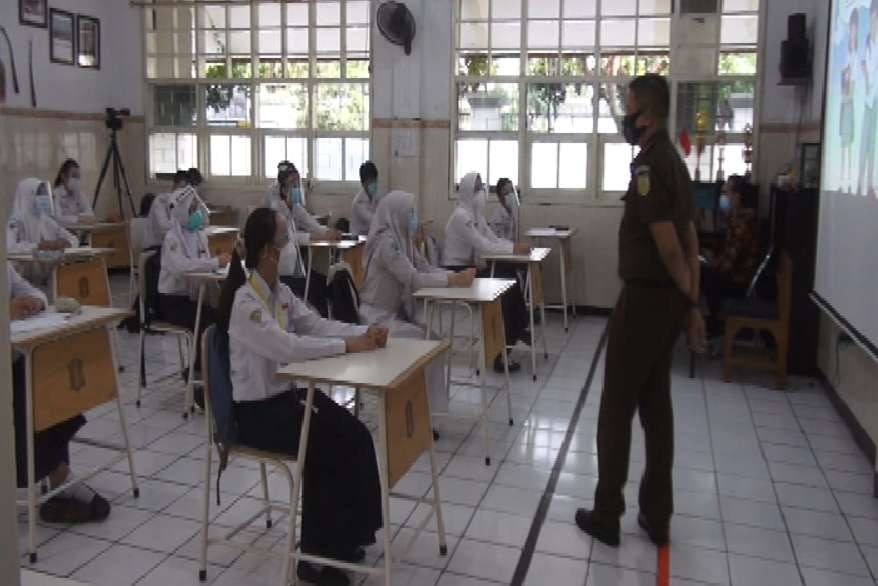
[{"left": 93, "top": 127, "right": 137, "bottom": 217}]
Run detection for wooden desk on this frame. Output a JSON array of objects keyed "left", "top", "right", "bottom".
[
  {"left": 12, "top": 307, "right": 139, "bottom": 564},
  {"left": 8, "top": 247, "right": 116, "bottom": 264},
  {"left": 526, "top": 227, "right": 578, "bottom": 331},
  {"left": 67, "top": 223, "right": 130, "bottom": 269},
  {"left": 207, "top": 206, "right": 236, "bottom": 227},
  {"left": 482, "top": 247, "right": 551, "bottom": 381},
  {"left": 302, "top": 239, "right": 365, "bottom": 297},
  {"left": 205, "top": 226, "right": 239, "bottom": 257},
  {"left": 10, "top": 248, "right": 115, "bottom": 304},
  {"left": 414, "top": 278, "right": 516, "bottom": 465},
  {"left": 276, "top": 339, "right": 449, "bottom": 586}
]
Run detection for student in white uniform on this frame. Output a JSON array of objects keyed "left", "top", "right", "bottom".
[
  {"left": 7, "top": 177, "right": 78, "bottom": 255},
  {"left": 265, "top": 161, "right": 337, "bottom": 316},
  {"left": 443, "top": 172, "right": 530, "bottom": 372},
  {"left": 8, "top": 263, "right": 111, "bottom": 523},
  {"left": 158, "top": 185, "right": 230, "bottom": 371},
  {"left": 360, "top": 191, "right": 475, "bottom": 413},
  {"left": 51, "top": 159, "right": 95, "bottom": 225},
  {"left": 143, "top": 170, "right": 190, "bottom": 250},
  {"left": 350, "top": 161, "right": 379, "bottom": 236},
  {"left": 488, "top": 177, "right": 519, "bottom": 241},
  {"left": 216, "top": 207, "right": 386, "bottom": 586}
]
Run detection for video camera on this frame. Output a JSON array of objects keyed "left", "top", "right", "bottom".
[{"left": 105, "top": 107, "right": 131, "bottom": 131}]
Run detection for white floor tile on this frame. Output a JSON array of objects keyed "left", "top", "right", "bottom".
[
  {"left": 71, "top": 544, "right": 166, "bottom": 586},
  {"left": 586, "top": 563, "right": 654, "bottom": 586},
  {"left": 671, "top": 515, "right": 725, "bottom": 551},
  {"left": 781, "top": 507, "right": 853, "bottom": 542},
  {"left": 435, "top": 572, "right": 501, "bottom": 586},
  {"left": 669, "top": 543, "right": 730, "bottom": 585},
  {"left": 523, "top": 553, "right": 588, "bottom": 586},
  {"left": 31, "top": 532, "right": 111, "bottom": 577},
  {"left": 135, "top": 555, "right": 221, "bottom": 586},
  {"left": 791, "top": 534, "right": 871, "bottom": 576},
  {"left": 728, "top": 554, "right": 802, "bottom": 586},
  {"left": 719, "top": 496, "right": 785, "bottom": 531},
  {"left": 481, "top": 484, "right": 542, "bottom": 516},
  {"left": 464, "top": 509, "right": 532, "bottom": 548},
  {"left": 447, "top": 538, "right": 520, "bottom": 584},
  {"left": 591, "top": 534, "right": 656, "bottom": 574},
  {"left": 724, "top": 523, "right": 796, "bottom": 563},
  {"left": 406, "top": 502, "right": 475, "bottom": 537},
  {"left": 835, "top": 491, "right": 878, "bottom": 520},
  {"left": 848, "top": 516, "right": 878, "bottom": 547},
  {"left": 717, "top": 474, "right": 778, "bottom": 503},
  {"left": 800, "top": 567, "right": 876, "bottom": 586},
  {"left": 769, "top": 462, "right": 828, "bottom": 488},
  {"left": 68, "top": 505, "right": 153, "bottom": 542},
  {"left": 121, "top": 513, "right": 202, "bottom": 554},
  {"left": 774, "top": 483, "right": 839, "bottom": 513},
  {"left": 534, "top": 519, "right": 592, "bottom": 560}
]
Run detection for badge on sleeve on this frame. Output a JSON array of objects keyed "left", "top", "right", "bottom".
[
  {"left": 636, "top": 166, "right": 651, "bottom": 197},
  {"left": 249, "top": 309, "right": 262, "bottom": 323}
]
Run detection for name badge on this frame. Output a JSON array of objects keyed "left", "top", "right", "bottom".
[{"left": 635, "top": 165, "right": 651, "bottom": 197}]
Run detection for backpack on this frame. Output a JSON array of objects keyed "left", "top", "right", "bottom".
[{"left": 326, "top": 263, "right": 361, "bottom": 325}]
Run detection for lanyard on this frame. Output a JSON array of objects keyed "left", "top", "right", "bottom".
[{"left": 248, "top": 275, "right": 287, "bottom": 331}]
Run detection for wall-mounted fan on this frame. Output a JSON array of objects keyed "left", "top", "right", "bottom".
[{"left": 376, "top": 1, "right": 416, "bottom": 56}]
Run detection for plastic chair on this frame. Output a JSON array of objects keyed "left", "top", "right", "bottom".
[
  {"left": 198, "top": 325, "right": 301, "bottom": 585},
  {"left": 135, "top": 250, "right": 196, "bottom": 417}
]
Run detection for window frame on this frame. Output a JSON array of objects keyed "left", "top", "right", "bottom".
[
  {"left": 143, "top": 0, "right": 372, "bottom": 194},
  {"left": 450, "top": 0, "right": 764, "bottom": 205}
]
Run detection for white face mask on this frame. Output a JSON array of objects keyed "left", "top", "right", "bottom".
[
  {"left": 68, "top": 177, "right": 82, "bottom": 193},
  {"left": 473, "top": 189, "right": 488, "bottom": 218},
  {"left": 34, "top": 195, "right": 52, "bottom": 216}
]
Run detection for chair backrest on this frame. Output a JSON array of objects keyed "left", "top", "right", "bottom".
[
  {"left": 137, "top": 250, "right": 160, "bottom": 326},
  {"left": 326, "top": 262, "right": 361, "bottom": 324},
  {"left": 201, "top": 325, "right": 237, "bottom": 448},
  {"left": 129, "top": 218, "right": 148, "bottom": 267},
  {"left": 776, "top": 252, "right": 793, "bottom": 326}
]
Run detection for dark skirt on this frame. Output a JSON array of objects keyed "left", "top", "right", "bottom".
[
  {"left": 13, "top": 358, "right": 85, "bottom": 488},
  {"left": 445, "top": 263, "right": 529, "bottom": 347},
  {"left": 281, "top": 272, "right": 329, "bottom": 318},
  {"left": 158, "top": 294, "right": 216, "bottom": 370},
  {"left": 235, "top": 389, "right": 382, "bottom": 559}
]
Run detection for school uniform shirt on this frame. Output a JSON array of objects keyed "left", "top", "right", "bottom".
[
  {"left": 229, "top": 272, "right": 368, "bottom": 403},
  {"left": 53, "top": 184, "right": 95, "bottom": 225},
  {"left": 7, "top": 178, "right": 78, "bottom": 255},
  {"left": 350, "top": 188, "right": 376, "bottom": 236},
  {"left": 866, "top": 38, "right": 878, "bottom": 104},
  {"left": 157, "top": 186, "right": 218, "bottom": 296},
  {"left": 144, "top": 192, "right": 174, "bottom": 249},
  {"left": 443, "top": 174, "right": 514, "bottom": 267},
  {"left": 264, "top": 183, "right": 311, "bottom": 278},
  {"left": 7, "top": 263, "right": 47, "bottom": 307},
  {"left": 489, "top": 204, "right": 515, "bottom": 241}
]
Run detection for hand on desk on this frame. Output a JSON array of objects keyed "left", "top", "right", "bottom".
[
  {"left": 216, "top": 253, "right": 231, "bottom": 268},
  {"left": 513, "top": 242, "right": 531, "bottom": 255},
  {"left": 312, "top": 228, "right": 342, "bottom": 242},
  {"left": 449, "top": 268, "right": 476, "bottom": 288},
  {"left": 10, "top": 296, "right": 45, "bottom": 321},
  {"left": 367, "top": 325, "right": 389, "bottom": 348}
]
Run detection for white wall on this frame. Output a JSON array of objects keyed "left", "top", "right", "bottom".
[{"left": 0, "top": 0, "right": 143, "bottom": 114}]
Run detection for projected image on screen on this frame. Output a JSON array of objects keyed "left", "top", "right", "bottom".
[{"left": 817, "top": 0, "right": 878, "bottom": 355}]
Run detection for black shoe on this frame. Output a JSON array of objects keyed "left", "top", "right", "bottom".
[
  {"left": 494, "top": 357, "right": 521, "bottom": 373},
  {"left": 574, "top": 508, "right": 620, "bottom": 547},
  {"left": 433, "top": 429, "right": 440, "bottom": 442},
  {"left": 193, "top": 387, "right": 205, "bottom": 411},
  {"left": 297, "top": 562, "right": 350, "bottom": 586},
  {"left": 40, "top": 492, "right": 111, "bottom": 524},
  {"left": 637, "top": 512, "right": 669, "bottom": 547}
]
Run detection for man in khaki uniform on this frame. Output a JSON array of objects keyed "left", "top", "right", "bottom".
[{"left": 575, "top": 74, "right": 706, "bottom": 548}]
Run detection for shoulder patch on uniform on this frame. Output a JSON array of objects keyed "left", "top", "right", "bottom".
[
  {"left": 249, "top": 309, "right": 262, "bottom": 323},
  {"left": 636, "top": 165, "right": 651, "bottom": 197}
]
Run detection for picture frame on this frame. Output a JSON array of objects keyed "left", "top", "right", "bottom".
[
  {"left": 49, "top": 9, "right": 76, "bottom": 65},
  {"left": 799, "top": 142, "right": 821, "bottom": 190},
  {"left": 19, "top": 0, "right": 48, "bottom": 28},
  {"left": 77, "top": 15, "right": 100, "bottom": 69}
]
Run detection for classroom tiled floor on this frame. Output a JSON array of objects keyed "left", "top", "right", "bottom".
[{"left": 17, "top": 276, "right": 878, "bottom": 586}]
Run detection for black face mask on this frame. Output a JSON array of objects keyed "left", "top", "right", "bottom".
[{"left": 622, "top": 110, "right": 645, "bottom": 146}]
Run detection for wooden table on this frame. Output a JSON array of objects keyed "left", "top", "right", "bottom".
[
  {"left": 414, "top": 278, "right": 516, "bottom": 465},
  {"left": 12, "top": 307, "right": 139, "bottom": 563},
  {"left": 302, "top": 239, "right": 365, "bottom": 296},
  {"left": 207, "top": 206, "right": 236, "bottom": 227},
  {"left": 482, "top": 247, "right": 551, "bottom": 381},
  {"left": 526, "top": 227, "right": 578, "bottom": 331},
  {"left": 9, "top": 248, "right": 116, "bottom": 303},
  {"left": 65, "top": 222, "right": 130, "bottom": 269},
  {"left": 276, "top": 339, "right": 450, "bottom": 586},
  {"left": 205, "top": 226, "right": 239, "bottom": 257}
]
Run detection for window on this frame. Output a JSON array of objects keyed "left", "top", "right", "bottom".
[
  {"left": 145, "top": 0, "right": 370, "bottom": 185},
  {"left": 453, "top": 0, "right": 761, "bottom": 202}
]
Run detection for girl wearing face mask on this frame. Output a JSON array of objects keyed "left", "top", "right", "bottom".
[
  {"left": 216, "top": 208, "right": 386, "bottom": 586},
  {"left": 264, "top": 161, "right": 337, "bottom": 316},
  {"left": 443, "top": 172, "right": 531, "bottom": 373},
  {"left": 360, "top": 191, "right": 475, "bottom": 412},
  {"left": 489, "top": 177, "right": 520, "bottom": 241},
  {"left": 351, "top": 160, "right": 380, "bottom": 236},
  {"left": 52, "top": 159, "right": 95, "bottom": 226},
  {"left": 702, "top": 175, "right": 760, "bottom": 337},
  {"left": 157, "top": 186, "right": 230, "bottom": 371}
]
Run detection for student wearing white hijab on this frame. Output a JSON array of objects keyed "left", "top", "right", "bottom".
[
  {"left": 443, "top": 172, "right": 531, "bottom": 372},
  {"left": 350, "top": 161, "right": 379, "bottom": 236},
  {"left": 144, "top": 170, "right": 191, "bottom": 249},
  {"left": 265, "top": 161, "right": 336, "bottom": 316},
  {"left": 158, "top": 185, "right": 230, "bottom": 372},
  {"left": 360, "top": 191, "right": 475, "bottom": 412},
  {"left": 52, "top": 159, "right": 95, "bottom": 225},
  {"left": 8, "top": 262, "right": 111, "bottom": 523},
  {"left": 7, "top": 178, "right": 78, "bottom": 255},
  {"left": 489, "top": 178, "right": 519, "bottom": 241}
]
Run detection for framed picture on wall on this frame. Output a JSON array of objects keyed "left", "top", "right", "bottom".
[
  {"left": 19, "top": 0, "right": 48, "bottom": 28},
  {"left": 77, "top": 15, "right": 100, "bottom": 69},
  {"left": 49, "top": 9, "right": 75, "bottom": 65}
]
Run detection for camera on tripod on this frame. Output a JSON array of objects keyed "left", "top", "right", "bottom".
[{"left": 105, "top": 107, "right": 130, "bottom": 131}]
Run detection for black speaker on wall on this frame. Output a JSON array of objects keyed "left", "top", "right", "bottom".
[{"left": 781, "top": 13, "right": 812, "bottom": 83}]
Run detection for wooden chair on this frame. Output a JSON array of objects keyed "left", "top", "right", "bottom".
[{"left": 723, "top": 252, "right": 793, "bottom": 389}]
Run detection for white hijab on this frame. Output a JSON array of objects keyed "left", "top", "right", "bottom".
[
  {"left": 458, "top": 172, "right": 490, "bottom": 228},
  {"left": 168, "top": 185, "right": 205, "bottom": 258},
  {"left": 366, "top": 191, "right": 416, "bottom": 266},
  {"left": 9, "top": 177, "right": 59, "bottom": 242}
]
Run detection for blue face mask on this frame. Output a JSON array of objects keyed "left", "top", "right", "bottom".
[
  {"left": 34, "top": 195, "right": 52, "bottom": 216},
  {"left": 366, "top": 181, "right": 378, "bottom": 199},
  {"left": 186, "top": 209, "right": 205, "bottom": 232},
  {"left": 719, "top": 194, "right": 731, "bottom": 212},
  {"left": 290, "top": 187, "right": 303, "bottom": 206},
  {"left": 408, "top": 210, "right": 419, "bottom": 236}
]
